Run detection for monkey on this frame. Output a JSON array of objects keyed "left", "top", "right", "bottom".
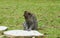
[{"left": 23, "top": 11, "right": 38, "bottom": 31}]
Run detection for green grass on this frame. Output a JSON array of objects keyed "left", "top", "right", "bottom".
[{"left": 0, "top": 0, "right": 60, "bottom": 38}]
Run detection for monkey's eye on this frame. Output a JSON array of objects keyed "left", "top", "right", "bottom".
[{"left": 28, "top": 13, "right": 31, "bottom": 15}]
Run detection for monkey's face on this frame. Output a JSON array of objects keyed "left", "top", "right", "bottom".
[{"left": 24, "top": 11, "right": 32, "bottom": 19}]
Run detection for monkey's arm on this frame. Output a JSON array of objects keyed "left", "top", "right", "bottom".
[
  {"left": 28, "top": 24, "right": 34, "bottom": 30},
  {"left": 29, "top": 16, "right": 38, "bottom": 30}
]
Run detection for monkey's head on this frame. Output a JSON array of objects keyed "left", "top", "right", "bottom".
[{"left": 24, "top": 11, "right": 32, "bottom": 19}]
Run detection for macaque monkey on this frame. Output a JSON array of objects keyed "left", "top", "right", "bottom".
[{"left": 23, "top": 11, "right": 38, "bottom": 31}]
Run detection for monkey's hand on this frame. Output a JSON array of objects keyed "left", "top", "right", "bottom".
[{"left": 27, "top": 29, "right": 31, "bottom": 31}]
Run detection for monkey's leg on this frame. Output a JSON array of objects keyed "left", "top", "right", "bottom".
[{"left": 23, "top": 22, "right": 28, "bottom": 30}]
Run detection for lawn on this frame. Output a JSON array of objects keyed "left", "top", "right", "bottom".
[{"left": 0, "top": 0, "right": 60, "bottom": 38}]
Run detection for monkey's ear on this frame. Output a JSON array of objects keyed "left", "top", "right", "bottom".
[
  {"left": 24, "top": 11, "right": 32, "bottom": 16},
  {"left": 24, "top": 11, "right": 27, "bottom": 16},
  {"left": 24, "top": 11, "right": 28, "bottom": 13}
]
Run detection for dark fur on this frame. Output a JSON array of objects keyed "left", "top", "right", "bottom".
[{"left": 23, "top": 11, "right": 38, "bottom": 31}]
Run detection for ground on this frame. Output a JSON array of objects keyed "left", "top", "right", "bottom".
[{"left": 0, "top": 0, "right": 60, "bottom": 38}]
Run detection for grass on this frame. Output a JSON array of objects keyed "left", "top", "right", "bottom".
[{"left": 0, "top": 0, "right": 60, "bottom": 38}]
